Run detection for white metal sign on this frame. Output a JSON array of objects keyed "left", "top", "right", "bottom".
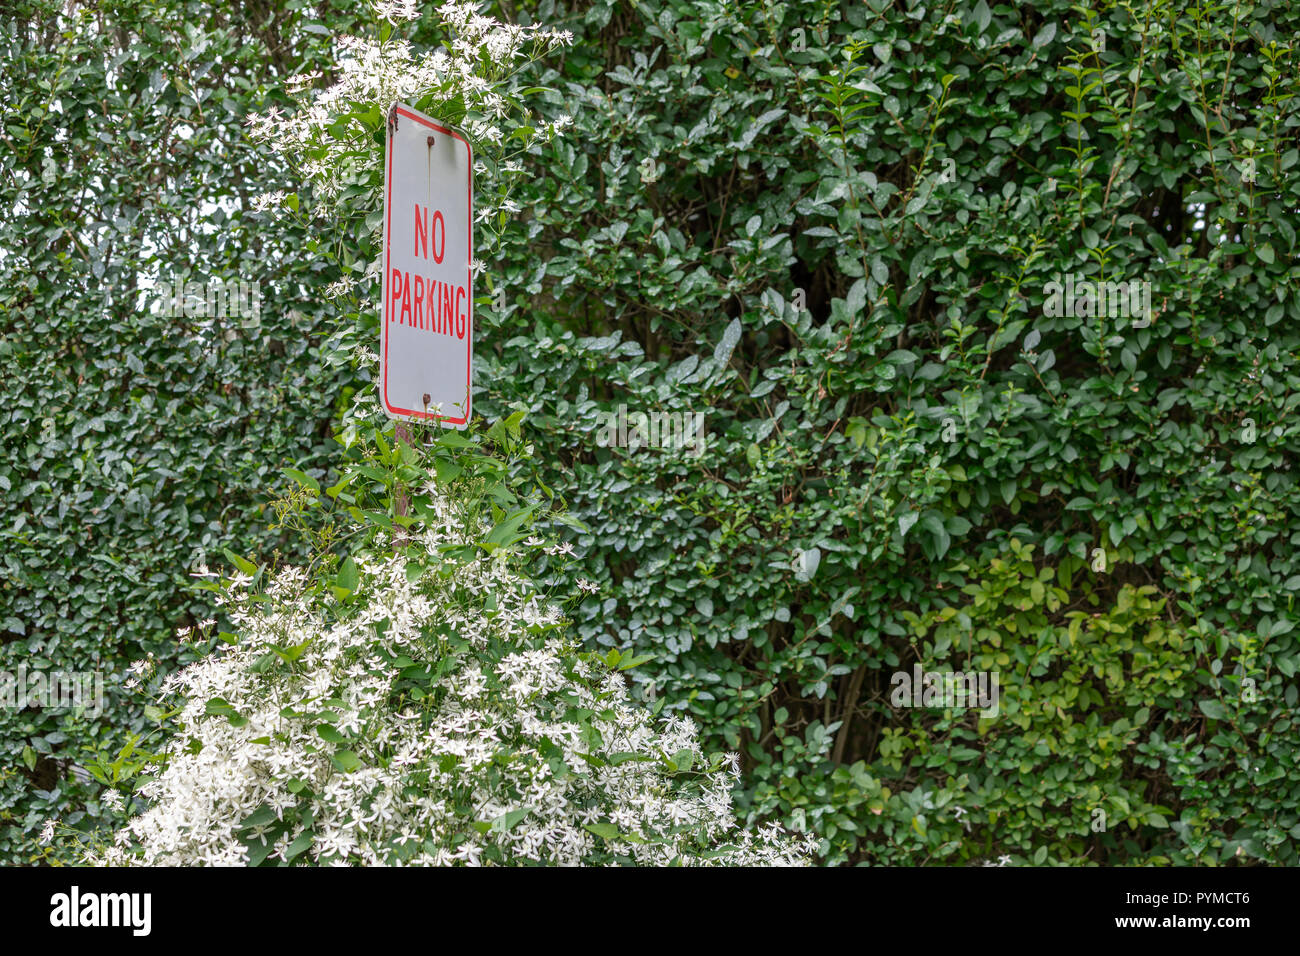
[{"left": 381, "top": 103, "right": 473, "bottom": 427}]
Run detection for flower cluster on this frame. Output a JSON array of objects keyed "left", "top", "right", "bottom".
[
  {"left": 246, "top": 1, "right": 572, "bottom": 225},
  {"left": 92, "top": 494, "right": 813, "bottom": 866}
]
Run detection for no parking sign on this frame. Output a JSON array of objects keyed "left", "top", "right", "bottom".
[{"left": 381, "top": 103, "right": 473, "bottom": 427}]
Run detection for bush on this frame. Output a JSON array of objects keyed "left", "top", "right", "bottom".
[
  {"left": 86, "top": 430, "right": 812, "bottom": 866},
  {"left": 10, "top": 0, "right": 1300, "bottom": 866},
  {"left": 473, "top": 0, "right": 1300, "bottom": 864},
  {"left": 0, "top": 0, "right": 354, "bottom": 862},
  {"left": 60, "top": 2, "right": 807, "bottom": 867}
]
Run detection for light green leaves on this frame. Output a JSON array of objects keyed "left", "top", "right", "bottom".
[{"left": 331, "top": 556, "right": 361, "bottom": 601}]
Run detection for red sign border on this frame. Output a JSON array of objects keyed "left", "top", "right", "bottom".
[{"left": 382, "top": 104, "right": 473, "bottom": 426}]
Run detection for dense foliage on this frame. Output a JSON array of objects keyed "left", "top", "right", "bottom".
[
  {"left": 81, "top": 420, "right": 811, "bottom": 866},
  {"left": 476, "top": 0, "right": 1300, "bottom": 865},
  {"left": 0, "top": 0, "right": 363, "bottom": 861},
  {"left": 4, "top": 0, "right": 1299, "bottom": 866}
]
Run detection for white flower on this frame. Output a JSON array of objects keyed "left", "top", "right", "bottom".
[
  {"left": 325, "top": 276, "right": 360, "bottom": 299},
  {"left": 128, "top": 656, "right": 156, "bottom": 677},
  {"left": 247, "top": 3, "right": 573, "bottom": 223},
  {"left": 250, "top": 191, "right": 285, "bottom": 213},
  {"left": 92, "top": 494, "right": 808, "bottom": 868},
  {"left": 372, "top": 0, "right": 419, "bottom": 22}
]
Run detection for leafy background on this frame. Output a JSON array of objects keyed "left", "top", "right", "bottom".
[
  {"left": 0, "top": 0, "right": 354, "bottom": 861},
  {"left": 3, "top": 0, "right": 1299, "bottom": 865}
]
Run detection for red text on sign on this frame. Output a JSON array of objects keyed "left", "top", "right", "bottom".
[
  {"left": 413, "top": 204, "right": 446, "bottom": 264},
  {"left": 390, "top": 266, "right": 467, "bottom": 339}
]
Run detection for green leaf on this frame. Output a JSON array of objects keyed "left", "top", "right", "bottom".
[
  {"left": 331, "top": 749, "right": 362, "bottom": 773},
  {"left": 240, "top": 804, "right": 278, "bottom": 828},
  {"left": 584, "top": 822, "right": 647, "bottom": 844},
  {"left": 1198, "top": 699, "right": 1229, "bottom": 721},
  {"left": 617, "top": 653, "right": 655, "bottom": 671},
  {"left": 221, "top": 549, "right": 257, "bottom": 576},
  {"left": 481, "top": 502, "right": 543, "bottom": 552},
  {"left": 316, "top": 724, "right": 344, "bottom": 744},
  {"left": 284, "top": 830, "right": 314, "bottom": 861},
  {"left": 283, "top": 468, "right": 320, "bottom": 494},
  {"left": 337, "top": 556, "right": 360, "bottom": 594},
  {"left": 487, "top": 807, "right": 532, "bottom": 833}
]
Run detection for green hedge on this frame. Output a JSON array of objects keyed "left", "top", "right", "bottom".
[
  {"left": 4, "top": 0, "right": 1299, "bottom": 866},
  {"left": 0, "top": 0, "right": 357, "bottom": 862},
  {"left": 475, "top": 0, "right": 1300, "bottom": 863}
]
